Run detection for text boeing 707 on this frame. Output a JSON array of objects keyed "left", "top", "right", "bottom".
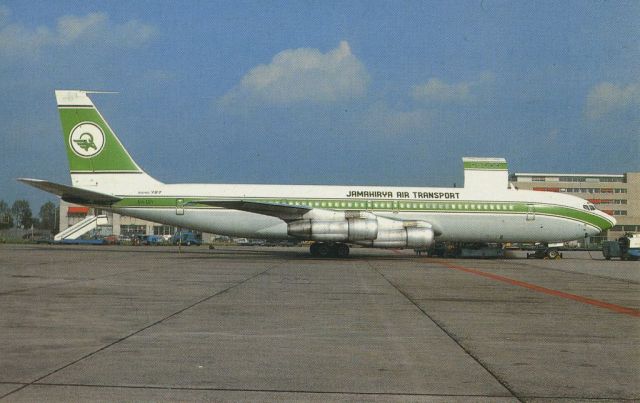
[{"left": 19, "top": 90, "right": 615, "bottom": 257}]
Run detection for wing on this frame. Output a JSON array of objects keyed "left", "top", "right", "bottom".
[
  {"left": 189, "top": 200, "right": 312, "bottom": 221},
  {"left": 192, "top": 199, "right": 441, "bottom": 241},
  {"left": 18, "top": 178, "right": 121, "bottom": 205}
]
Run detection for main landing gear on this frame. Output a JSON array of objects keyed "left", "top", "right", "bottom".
[{"left": 309, "top": 242, "right": 350, "bottom": 258}]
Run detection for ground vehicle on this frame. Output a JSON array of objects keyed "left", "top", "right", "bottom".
[
  {"left": 103, "top": 235, "right": 120, "bottom": 245},
  {"left": 142, "top": 235, "right": 163, "bottom": 246},
  {"left": 526, "top": 242, "right": 563, "bottom": 259},
  {"left": 602, "top": 234, "right": 640, "bottom": 261},
  {"left": 172, "top": 231, "right": 201, "bottom": 246}
]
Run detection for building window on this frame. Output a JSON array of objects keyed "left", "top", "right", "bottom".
[
  {"left": 153, "top": 225, "right": 176, "bottom": 236},
  {"left": 120, "top": 225, "right": 146, "bottom": 237}
]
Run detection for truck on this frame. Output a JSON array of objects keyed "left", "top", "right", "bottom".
[{"left": 602, "top": 234, "right": 640, "bottom": 261}]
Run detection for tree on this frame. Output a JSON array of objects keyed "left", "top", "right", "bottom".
[
  {"left": 11, "top": 199, "right": 33, "bottom": 229},
  {"left": 0, "top": 200, "right": 13, "bottom": 229},
  {"left": 39, "top": 201, "right": 58, "bottom": 233}
]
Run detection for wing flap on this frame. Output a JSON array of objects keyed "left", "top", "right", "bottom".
[{"left": 18, "top": 178, "right": 121, "bottom": 205}]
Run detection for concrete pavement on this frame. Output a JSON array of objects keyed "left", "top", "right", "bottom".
[{"left": 0, "top": 244, "right": 637, "bottom": 401}]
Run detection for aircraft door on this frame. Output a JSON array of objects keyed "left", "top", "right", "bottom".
[
  {"left": 526, "top": 204, "right": 535, "bottom": 221},
  {"left": 176, "top": 199, "right": 185, "bottom": 215}
]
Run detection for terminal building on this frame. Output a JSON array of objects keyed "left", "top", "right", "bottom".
[
  {"left": 510, "top": 171, "right": 640, "bottom": 243},
  {"left": 58, "top": 200, "right": 196, "bottom": 241}
]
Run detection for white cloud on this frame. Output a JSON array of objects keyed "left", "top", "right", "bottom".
[
  {"left": 361, "top": 102, "right": 436, "bottom": 137},
  {"left": 0, "top": 10, "right": 156, "bottom": 59},
  {"left": 585, "top": 82, "right": 640, "bottom": 120},
  {"left": 412, "top": 72, "right": 494, "bottom": 104},
  {"left": 413, "top": 78, "right": 471, "bottom": 103},
  {"left": 220, "top": 41, "right": 369, "bottom": 106}
]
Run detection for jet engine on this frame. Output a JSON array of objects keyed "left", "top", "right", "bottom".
[
  {"left": 287, "top": 211, "right": 435, "bottom": 249},
  {"left": 287, "top": 218, "right": 378, "bottom": 242},
  {"left": 353, "top": 227, "right": 434, "bottom": 249}
]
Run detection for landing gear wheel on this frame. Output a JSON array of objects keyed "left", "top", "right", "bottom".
[
  {"left": 316, "top": 243, "right": 332, "bottom": 257},
  {"left": 336, "top": 243, "right": 350, "bottom": 258},
  {"left": 547, "top": 249, "right": 559, "bottom": 259}
]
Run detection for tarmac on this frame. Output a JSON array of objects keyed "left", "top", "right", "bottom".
[{"left": 0, "top": 244, "right": 638, "bottom": 402}]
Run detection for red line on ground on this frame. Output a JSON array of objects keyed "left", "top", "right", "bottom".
[{"left": 436, "top": 260, "right": 640, "bottom": 318}]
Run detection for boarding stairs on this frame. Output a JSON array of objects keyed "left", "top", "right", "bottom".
[{"left": 54, "top": 215, "right": 109, "bottom": 241}]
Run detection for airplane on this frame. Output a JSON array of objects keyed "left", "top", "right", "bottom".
[{"left": 19, "top": 90, "right": 615, "bottom": 257}]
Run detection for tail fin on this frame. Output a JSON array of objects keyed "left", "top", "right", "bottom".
[{"left": 55, "top": 90, "right": 161, "bottom": 190}]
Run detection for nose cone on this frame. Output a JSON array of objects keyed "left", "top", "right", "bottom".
[{"left": 600, "top": 211, "right": 616, "bottom": 231}]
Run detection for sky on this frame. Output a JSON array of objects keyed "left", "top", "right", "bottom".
[{"left": 1, "top": 0, "right": 639, "bottom": 208}]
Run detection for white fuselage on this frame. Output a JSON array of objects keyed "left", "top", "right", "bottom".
[{"left": 93, "top": 176, "right": 612, "bottom": 243}]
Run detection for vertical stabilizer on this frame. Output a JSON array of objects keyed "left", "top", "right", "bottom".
[
  {"left": 55, "top": 90, "right": 161, "bottom": 191},
  {"left": 462, "top": 157, "right": 508, "bottom": 191}
]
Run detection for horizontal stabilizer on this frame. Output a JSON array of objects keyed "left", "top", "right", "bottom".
[
  {"left": 17, "top": 178, "right": 121, "bottom": 205},
  {"left": 190, "top": 200, "right": 312, "bottom": 221}
]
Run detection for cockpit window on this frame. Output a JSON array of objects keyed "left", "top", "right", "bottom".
[
  {"left": 583, "top": 204, "right": 596, "bottom": 211},
  {"left": 589, "top": 205, "right": 596, "bottom": 211},
  {"left": 583, "top": 205, "right": 590, "bottom": 211}
]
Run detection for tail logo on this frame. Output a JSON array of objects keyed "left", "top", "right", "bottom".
[{"left": 69, "top": 122, "right": 105, "bottom": 158}]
